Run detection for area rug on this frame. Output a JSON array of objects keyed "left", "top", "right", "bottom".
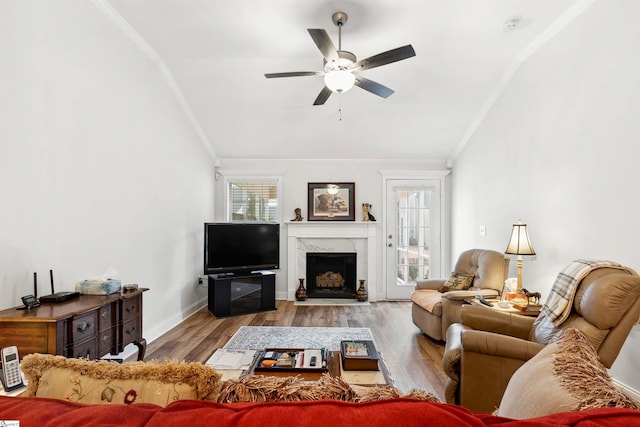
[{"left": 223, "top": 326, "right": 375, "bottom": 351}]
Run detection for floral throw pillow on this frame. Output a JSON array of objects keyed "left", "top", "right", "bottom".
[
  {"left": 20, "top": 353, "right": 221, "bottom": 406},
  {"left": 438, "top": 273, "right": 475, "bottom": 293}
]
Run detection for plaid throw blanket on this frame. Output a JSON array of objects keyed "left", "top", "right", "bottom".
[{"left": 539, "top": 259, "right": 635, "bottom": 326}]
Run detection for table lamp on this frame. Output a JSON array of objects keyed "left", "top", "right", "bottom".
[{"left": 505, "top": 220, "right": 536, "bottom": 297}]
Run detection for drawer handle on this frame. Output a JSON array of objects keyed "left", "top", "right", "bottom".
[
  {"left": 77, "top": 322, "right": 91, "bottom": 333},
  {"left": 126, "top": 326, "right": 136, "bottom": 335},
  {"left": 101, "top": 334, "right": 109, "bottom": 342},
  {"left": 126, "top": 304, "right": 136, "bottom": 313}
]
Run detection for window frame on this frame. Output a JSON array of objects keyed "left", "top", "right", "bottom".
[{"left": 223, "top": 174, "right": 282, "bottom": 223}]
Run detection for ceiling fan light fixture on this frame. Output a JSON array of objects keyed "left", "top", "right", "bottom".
[
  {"left": 264, "top": 11, "right": 416, "bottom": 105},
  {"left": 324, "top": 70, "right": 355, "bottom": 93}
]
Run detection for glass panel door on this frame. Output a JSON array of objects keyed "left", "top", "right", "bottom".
[{"left": 386, "top": 180, "right": 441, "bottom": 299}]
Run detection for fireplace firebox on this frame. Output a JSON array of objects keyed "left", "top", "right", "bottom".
[{"left": 306, "top": 252, "right": 357, "bottom": 299}]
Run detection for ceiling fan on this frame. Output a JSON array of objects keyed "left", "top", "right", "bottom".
[{"left": 265, "top": 12, "right": 416, "bottom": 105}]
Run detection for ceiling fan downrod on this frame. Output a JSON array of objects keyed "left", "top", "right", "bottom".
[{"left": 332, "top": 12, "right": 348, "bottom": 51}]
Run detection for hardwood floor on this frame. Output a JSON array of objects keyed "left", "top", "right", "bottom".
[{"left": 145, "top": 300, "right": 447, "bottom": 400}]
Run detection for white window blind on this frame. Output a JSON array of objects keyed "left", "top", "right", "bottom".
[{"left": 227, "top": 179, "right": 279, "bottom": 222}]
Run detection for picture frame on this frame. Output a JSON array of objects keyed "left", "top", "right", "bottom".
[{"left": 307, "top": 182, "right": 355, "bottom": 221}]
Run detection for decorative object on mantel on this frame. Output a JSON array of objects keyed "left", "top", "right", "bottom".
[
  {"left": 356, "top": 279, "right": 368, "bottom": 302},
  {"left": 307, "top": 182, "right": 355, "bottom": 221},
  {"left": 362, "top": 203, "right": 376, "bottom": 222},
  {"left": 295, "top": 278, "right": 307, "bottom": 301},
  {"left": 291, "top": 208, "right": 304, "bottom": 222}
]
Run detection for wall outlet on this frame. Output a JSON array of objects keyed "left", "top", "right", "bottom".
[
  {"left": 479, "top": 225, "right": 486, "bottom": 237},
  {"left": 197, "top": 275, "right": 208, "bottom": 287}
]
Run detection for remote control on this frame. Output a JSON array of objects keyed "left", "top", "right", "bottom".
[
  {"left": 478, "top": 297, "right": 494, "bottom": 307},
  {"left": 310, "top": 356, "right": 317, "bottom": 367}
]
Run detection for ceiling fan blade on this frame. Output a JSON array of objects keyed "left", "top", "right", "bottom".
[
  {"left": 353, "top": 44, "right": 416, "bottom": 71},
  {"left": 355, "top": 77, "right": 395, "bottom": 98},
  {"left": 307, "top": 29, "right": 339, "bottom": 63},
  {"left": 265, "top": 71, "right": 322, "bottom": 78},
  {"left": 313, "top": 86, "right": 333, "bottom": 105}
]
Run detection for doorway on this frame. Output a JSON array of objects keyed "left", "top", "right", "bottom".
[{"left": 385, "top": 179, "right": 444, "bottom": 299}]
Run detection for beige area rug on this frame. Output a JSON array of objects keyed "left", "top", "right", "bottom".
[{"left": 222, "top": 326, "right": 375, "bottom": 351}]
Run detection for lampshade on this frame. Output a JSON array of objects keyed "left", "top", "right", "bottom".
[
  {"left": 324, "top": 70, "right": 355, "bottom": 93},
  {"left": 505, "top": 221, "right": 536, "bottom": 256}
]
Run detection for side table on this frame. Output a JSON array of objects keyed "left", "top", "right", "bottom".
[{"left": 464, "top": 297, "right": 541, "bottom": 316}]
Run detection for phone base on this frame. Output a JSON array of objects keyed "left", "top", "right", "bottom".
[{"left": 0, "top": 369, "right": 25, "bottom": 393}]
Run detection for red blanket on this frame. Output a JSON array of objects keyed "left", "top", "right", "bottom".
[{"left": 1, "top": 396, "right": 639, "bottom": 426}]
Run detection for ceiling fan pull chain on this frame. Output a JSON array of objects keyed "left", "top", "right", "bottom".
[{"left": 338, "top": 95, "right": 343, "bottom": 122}]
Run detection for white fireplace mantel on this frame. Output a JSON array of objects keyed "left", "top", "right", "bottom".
[{"left": 286, "top": 221, "right": 379, "bottom": 301}]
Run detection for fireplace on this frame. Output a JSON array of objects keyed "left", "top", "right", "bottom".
[
  {"left": 286, "top": 222, "right": 378, "bottom": 302},
  {"left": 306, "top": 252, "right": 357, "bottom": 299}
]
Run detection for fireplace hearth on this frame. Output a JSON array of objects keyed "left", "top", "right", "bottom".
[{"left": 306, "top": 252, "right": 357, "bottom": 299}]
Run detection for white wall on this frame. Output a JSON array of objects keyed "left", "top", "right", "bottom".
[
  {"left": 0, "top": 2, "right": 216, "bottom": 342},
  {"left": 450, "top": 1, "right": 640, "bottom": 392}
]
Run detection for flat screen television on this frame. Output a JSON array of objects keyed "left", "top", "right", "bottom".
[{"left": 204, "top": 222, "right": 280, "bottom": 275}]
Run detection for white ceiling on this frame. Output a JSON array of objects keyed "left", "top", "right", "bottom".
[{"left": 105, "top": 0, "right": 583, "bottom": 162}]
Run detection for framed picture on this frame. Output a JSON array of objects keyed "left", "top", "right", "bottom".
[{"left": 307, "top": 182, "right": 355, "bottom": 221}]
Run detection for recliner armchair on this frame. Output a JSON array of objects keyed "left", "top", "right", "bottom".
[
  {"left": 442, "top": 264, "right": 640, "bottom": 413},
  {"left": 411, "top": 249, "right": 509, "bottom": 341}
]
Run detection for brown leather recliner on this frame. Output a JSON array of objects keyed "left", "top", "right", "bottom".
[
  {"left": 411, "top": 249, "right": 509, "bottom": 341},
  {"left": 442, "top": 265, "right": 640, "bottom": 413}
]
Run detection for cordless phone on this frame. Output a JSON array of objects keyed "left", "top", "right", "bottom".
[{"left": 1, "top": 346, "right": 25, "bottom": 392}]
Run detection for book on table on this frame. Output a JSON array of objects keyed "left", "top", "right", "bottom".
[
  {"left": 512, "top": 302, "right": 542, "bottom": 314},
  {"left": 340, "top": 340, "right": 379, "bottom": 371}
]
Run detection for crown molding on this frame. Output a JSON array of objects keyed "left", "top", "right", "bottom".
[
  {"left": 90, "top": 0, "right": 217, "bottom": 161},
  {"left": 449, "top": 0, "right": 596, "bottom": 163}
]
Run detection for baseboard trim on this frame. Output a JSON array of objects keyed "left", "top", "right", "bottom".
[
  {"left": 612, "top": 378, "right": 640, "bottom": 403},
  {"left": 294, "top": 298, "right": 370, "bottom": 307},
  {"left": 145, "top": 296, "right": 208, "bottom": 343}
]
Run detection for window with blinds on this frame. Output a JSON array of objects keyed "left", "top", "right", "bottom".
[{"left": 227, "top": 179, "right": 279, "bottom": 222}]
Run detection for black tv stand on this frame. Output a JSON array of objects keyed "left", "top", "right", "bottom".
[{"left": 207, "top": 271, "right": 276, "bottom": 317}]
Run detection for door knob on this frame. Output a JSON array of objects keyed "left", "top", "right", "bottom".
[{"left": 387, "top": 243, "right": 393, "bottom": 247}]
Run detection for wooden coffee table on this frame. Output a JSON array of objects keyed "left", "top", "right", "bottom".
[
  {"left": 245, "top": 350, "right": 393, "bottom": 386},
  {"left": 211, "top": 349, "right": 393, "bottom": 387}
]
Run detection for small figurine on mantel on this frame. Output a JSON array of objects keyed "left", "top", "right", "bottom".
[
  {"left": 291, "top": 207, "right": 304, "bottom": 222},
  {"left": 362, "top": 203, "right": 376, "bottom": 222}
]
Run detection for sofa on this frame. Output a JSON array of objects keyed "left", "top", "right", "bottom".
[
  {"left": 411, "top": 249, "right": 509, "bottom": 341},
  {"left": 2, "top": 348, "right": 639, "bottom": 426},
  {"left": 1, "top": 395, "right": 640, "bottom": 426}
]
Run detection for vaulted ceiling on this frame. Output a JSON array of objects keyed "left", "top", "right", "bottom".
[{"left": 106, "top": 0, "right": 583, "bottom": 162}]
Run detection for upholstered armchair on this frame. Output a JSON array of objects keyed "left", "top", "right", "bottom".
[
  {"left": 442, "top": 264, "right": 640, "bottom": 413},
  {"left": 411, "top": 249, "right": 509, "bottom": 341}
]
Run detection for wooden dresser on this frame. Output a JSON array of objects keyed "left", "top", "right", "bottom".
[{"left": 0, "top": 288, "right": 147, "bottom": 361}]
